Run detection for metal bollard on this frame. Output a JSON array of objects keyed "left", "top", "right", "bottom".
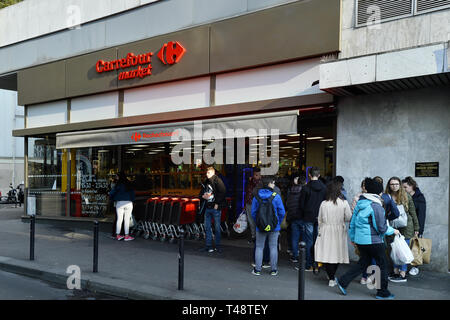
[
  {"left": 93, "top": 220, "right": 99, "bottom": 273},
  {"left": 178, "top": 229, "right": 185, "bottom": 290},
  {"left": 30, "top": 215, "right": 35, "bottom": 261},
  {"left": 298, "top": 241, "right": 306, "bottom": 300}
]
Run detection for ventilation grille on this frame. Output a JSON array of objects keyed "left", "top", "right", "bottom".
[
  {"left": 356, "top": 0, "right": 413, "bottom": 26},
  {"left": 416, "top": 0, "right": 450, "bottom": 13}
]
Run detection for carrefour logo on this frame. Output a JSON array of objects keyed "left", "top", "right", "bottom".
[
  {"left": 157, "top": 41, "right": 186, "bottom": 65},
  {"left": 131, "top": 132, "right": 142, "bottom": 142},
  {"left": 95, "top": 41, "right": 186, "bottom": 81}
]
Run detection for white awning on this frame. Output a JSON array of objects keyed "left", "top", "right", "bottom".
[{"left": 56, "top": 110, "right": 298, "bottom": 149}]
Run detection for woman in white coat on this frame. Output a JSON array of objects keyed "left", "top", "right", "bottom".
[{"left": 315, "top": 179, "right": 352, "bottom": 287}]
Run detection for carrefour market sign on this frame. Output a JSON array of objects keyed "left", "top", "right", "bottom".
[{"left": 95, "top": 41, "right": 186, "bottom": 81}]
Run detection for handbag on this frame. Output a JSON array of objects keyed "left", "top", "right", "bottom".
[
  {"left": 391, "top": 204, "right": 408, "bottom": 229},
  {"left": 390, "top": 234, "right": 414, "bottom": 265},
  {"left": 233, "top": 211, "right": 248, "bottom": 234}
]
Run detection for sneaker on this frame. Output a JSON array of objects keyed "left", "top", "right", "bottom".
[
  {"left": 208, "top": 248, "right": 215, "bottom": 253},
  {"left": 215, "top": 247, "right": 223, "bottom": 253},
  {"left": 360, "top": 277, "right": 368, "bottom": 285},
  {"left": 252, "top": 268, "right": 261, "bottom": 276},
  {"left": 409, "top": 267, "right": 419, "bottom": 276},
  {"left": 124, "top": 235, "right": 135, "bottom": 241},
  {"left": 262, "top": 263, "right": 271, "bottom": 269},
  {"left": 116, "top": 235, "right": 124, "bottom": 241},
  {"left": 376, "top": 294, "right": 395, "bottom": 300},
  {"left": 199, "top": 247, "right": 213, "bottom": 252},
  {"left": 388, "top": 274, "right": 407, "bottom": 283},
  {"left": 270, "top": 270, "right": 278, "bottom": 276},
  {"left": 328, "top": 280, "right": 337, "bottom": 287},
  {"left": 290, "top": 257, "right": 299, "bottom": 263},
  {"left": 335, "top": 278, "right": 347, "bottom": 296}
]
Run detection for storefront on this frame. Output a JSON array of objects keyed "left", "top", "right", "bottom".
[{"left": 12, "top": 0, "right": 341, "bottom": 223}]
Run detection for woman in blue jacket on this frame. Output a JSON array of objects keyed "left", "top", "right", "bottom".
[
  {"left": 251, "top": 176, "right": 286, "bottom": 276},
  {"left": 335, "top": 178, "right": 399, "bottom": 300}
]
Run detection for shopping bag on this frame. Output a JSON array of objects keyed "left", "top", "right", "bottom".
[
  {"left": 409, "top": 237, "right": 423, "bottom": 266},
  {"left": 233, "top": 211, "right": 248, "bottom": 234},
  {"left": 280, "top": 214, "right": 289, "bottom": 230},
  {"left": 419, "top": 237, "right": 432, "bottom": 264},
  {"left": 390, "top": 234, "right": 414, "bottom": 265}
]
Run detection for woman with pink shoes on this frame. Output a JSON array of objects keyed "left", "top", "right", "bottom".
[{"left": 109, "top": 172, "right": 136, "bottom": 241}]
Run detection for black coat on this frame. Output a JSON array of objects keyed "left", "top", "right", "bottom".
[
  {"left": 199, "top": 175, "right": 227, "bottom": 210},
  {"left": 285, "top": 185, "right": 303, "bottom": 222},
  {"left": 298, "top": 180, "right": 327, "bottom": 223},
  {"left": 412, "top": 188, "right": 426, "bottom": 236}
]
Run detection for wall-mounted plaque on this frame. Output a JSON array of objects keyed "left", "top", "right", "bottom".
[{"left": 415, "top": 162, "right": 439, "bottom": 177}]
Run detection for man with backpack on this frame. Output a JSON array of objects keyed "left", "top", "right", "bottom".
[
  {"left": 251, "top": 176, "right": 286, "bottom": 276},
  {"left": 298, "top": 166, "right": 327, "bottom": 271}
]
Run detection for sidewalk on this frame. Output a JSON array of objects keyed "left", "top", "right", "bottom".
[{"left": 0, "top": 207, "right": 449, "bottom": 300}]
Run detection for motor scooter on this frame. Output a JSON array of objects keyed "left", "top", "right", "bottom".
[{"left": 7, "top": 184, "right": 18, "bottom": 206}]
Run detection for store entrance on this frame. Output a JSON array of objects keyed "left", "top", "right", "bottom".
[{"left": 27, "top": 110, "right": 337, "bottom": 225}]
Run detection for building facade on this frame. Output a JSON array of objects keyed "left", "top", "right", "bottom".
[
  {"left": 0, "top": 0, "right": 448, "bottom": 273},
  {"left": 320, "top": 0, "right": 450, "bottom": 272}
]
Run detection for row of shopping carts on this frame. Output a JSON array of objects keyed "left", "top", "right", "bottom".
[{"left": 130, "top": 196, "right": 232, "bottom": 243}]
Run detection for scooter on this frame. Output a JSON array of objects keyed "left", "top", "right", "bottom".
[{"left": 7, "top": 184, "right": 18, "bottom": 205}]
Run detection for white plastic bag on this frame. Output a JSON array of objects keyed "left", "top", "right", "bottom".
[
  {"left": 233, "top": 211, "right": 248, "bottom": 234},
  {"left": 390, "top": 234, "right": 414, "bottom": 265},
  {"left": 129, "top": 213, "right": 136, "bottom": 229}
]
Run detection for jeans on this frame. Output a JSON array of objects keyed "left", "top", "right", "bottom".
[
  {"left": 299, "top": 221, "right": 315, "bottom": 269},
  {"left": 338, "top": 243, "right": 391, "bottom": 297},
  {"left": 255, "top": 231, "right": 279, "bottom": 272},
  {"left": 393, "top": 238, "right": 410, "bottom": 272},
  {"left": 253, "top": 237, "right": 270, "bottom": 264},
  {"left": 204, "top": 208, "right": 222, "bottom": 248},
  {"left": 290, "top": 220, "right": 303, "bottom": 259}
]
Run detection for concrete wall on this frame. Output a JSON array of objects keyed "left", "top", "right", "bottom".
[
  {"left": 340, "top": 0, "right": 450, "bottom": 59},
  {"left": 336, "top": 86, "right": 450, "bottom": 272},
  {"left": 0, "top": 0, "right": 299, "bottom": 75}
]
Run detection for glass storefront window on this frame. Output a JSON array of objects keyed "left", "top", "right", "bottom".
[
  {"left": 73, "top": 147, "right": 118, "bottom": 218},
  {"left": 26, "top": 123, "right": 335, "bottom": 221},
  {"left": 27, "top": 136, "right": 64, "bottom": 217}
]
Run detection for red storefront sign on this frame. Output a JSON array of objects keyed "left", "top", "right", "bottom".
[{"left": 95, "top": 41, "right": 186, "bottom": 81}]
